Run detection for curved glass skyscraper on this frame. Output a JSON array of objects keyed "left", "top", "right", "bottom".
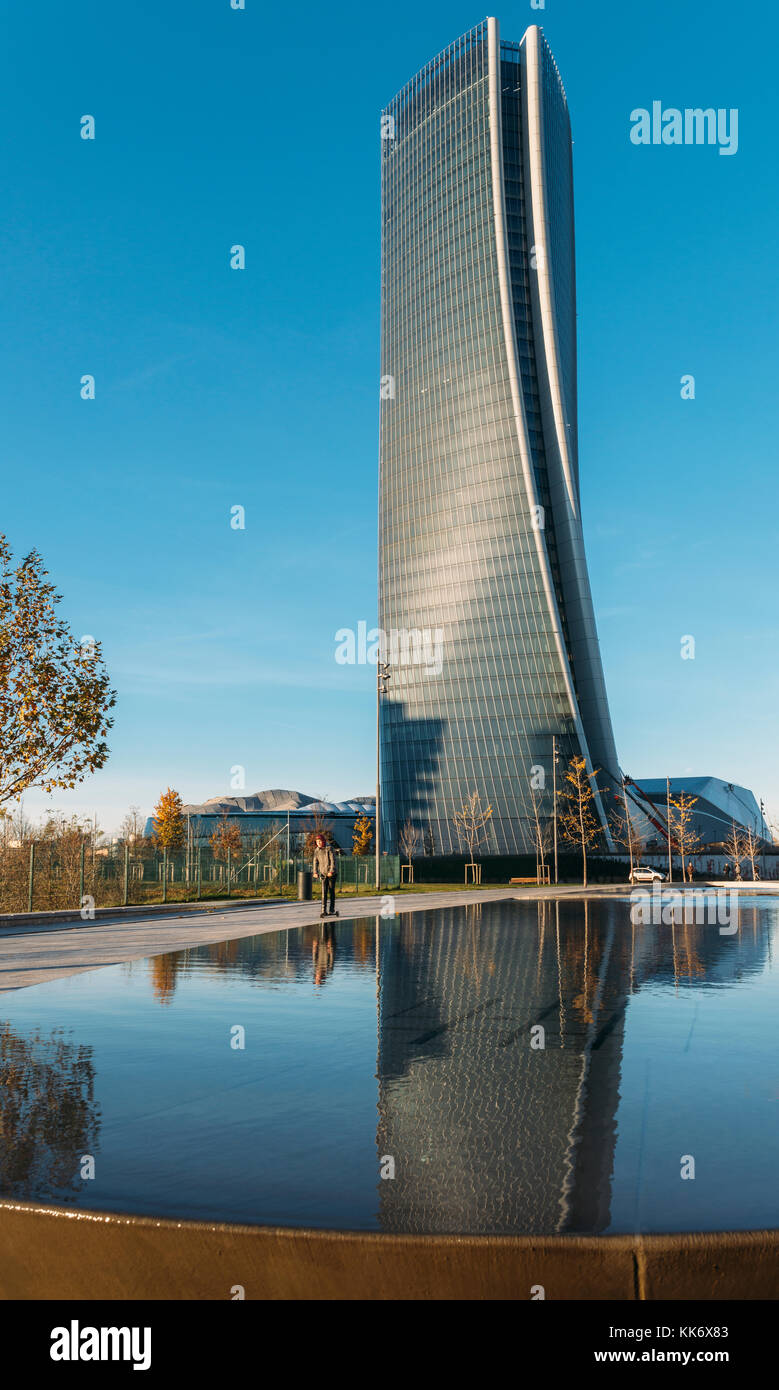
[{"left": 379, "top": 19, "right": 619, "bottom": 856}]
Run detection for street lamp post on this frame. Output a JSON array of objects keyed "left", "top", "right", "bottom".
[
  {"left": 621, "top": 776, "right": 634, "bottom": 881},
  {"left": 666, "top": 776, "right": 673, "bottom": 884},
  {"left": 552, "top": 734, "right": 558, "bottom": 885},
  {"left": 376, "top": 660, "right": 391, "bottom": 892}
]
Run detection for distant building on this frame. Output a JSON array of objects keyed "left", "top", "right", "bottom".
[
  {"left": 625, "top": 777, "right": 770, "bottom": 849},
  {"left": 144, "top": 789, "right": 375, "bottom": 853}
]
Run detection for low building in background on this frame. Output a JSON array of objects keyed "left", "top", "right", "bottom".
[
  {"left": 144, "top": 789, "right": 375, "bottom": 853},
  {"left": 626, "top": 776, "right": 770, "bottom": 850}
]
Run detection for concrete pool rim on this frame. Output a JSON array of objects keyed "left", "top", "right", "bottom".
[{"left": 0, "top": 1198, "right": 775, "bottom": 1300}]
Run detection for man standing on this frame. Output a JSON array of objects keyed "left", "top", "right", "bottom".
[{"left": 312, "top": 834, "right": 338, "bottom": 918}]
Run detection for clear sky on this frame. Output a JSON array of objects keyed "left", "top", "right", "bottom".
[{"left": 2, "top": 0, "right": 777, "bottom": 835}]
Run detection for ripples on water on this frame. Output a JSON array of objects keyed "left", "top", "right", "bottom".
[{"left": 1, "top": 898, "right": 777, "bottom": 1235}]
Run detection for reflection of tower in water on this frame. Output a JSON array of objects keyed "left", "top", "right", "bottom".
[
  {"left": 375, "top": 901, "right": 631, "bottom": 1235},
  {"left": 375, "top": 899, "right": 772, "bottom": 1235}
]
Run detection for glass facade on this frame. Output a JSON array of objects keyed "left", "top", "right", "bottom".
[{"left": 379, "top": 21, "right": 619, "bottom": 855}]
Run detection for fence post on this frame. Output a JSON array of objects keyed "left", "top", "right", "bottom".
[
  {"left": 123, "top": 845, "right": 129, "bottom": 907},
  {"left": 197, "top": 846, "right": 202, "bottom": 901},
  {"left": 163, "top": 847, "right": 167, "bottom": 904},
  {"left": 79, "top": 842, "right": 85, "bottom": 909},
  {"left": 227, "top": 848, "right": 232, "bottom": 898},
  {"left": 28, "top": 842, "right": 35, "bottom": 913}
]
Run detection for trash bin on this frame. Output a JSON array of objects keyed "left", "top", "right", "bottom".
[{"left": 297, "top": 870, "right": 312, "bottom": 902}]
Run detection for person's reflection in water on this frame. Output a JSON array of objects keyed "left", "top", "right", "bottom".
[{"left": 312, "top": 922, "right": 337, "bottom": 988}]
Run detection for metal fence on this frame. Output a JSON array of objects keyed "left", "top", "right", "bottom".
[{"left": 0, "top": 842, "right": 400, "bottom": 915}]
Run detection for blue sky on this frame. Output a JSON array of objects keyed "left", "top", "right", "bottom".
[{"left": 1, "top": 0, "right": 777, "bottom": 833}]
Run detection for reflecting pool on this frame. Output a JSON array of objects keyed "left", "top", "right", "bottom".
[{"left": 1, "top": 898, "right": 777, "bottom": 1235}]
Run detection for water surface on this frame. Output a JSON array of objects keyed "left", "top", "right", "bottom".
[{"left": 1, "top": 898, "right": 777, "bottom": 1235}]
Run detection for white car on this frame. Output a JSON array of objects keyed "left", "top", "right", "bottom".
[{"left": 629, "top": 866, "right": 665, "bottom": 884}]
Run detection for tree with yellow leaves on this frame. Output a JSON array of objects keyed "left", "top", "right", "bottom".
[
  {"left": 152, "top": 788, "right": 185, "bottom": 850},
  {"left": 558, "top": 755, "right": 603, "bottom": 888},
  {"left": 352, "top": 812, "right": 374, "bottom": 856},
  {"left": 0, "top": 535, "right": 115, "bottom": 811},
  {"left": 667, "top": 792, "right": 702, "bottom": 882},
  {"left": 210, "top": 814, "right": 243, "bottom": 863}
]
